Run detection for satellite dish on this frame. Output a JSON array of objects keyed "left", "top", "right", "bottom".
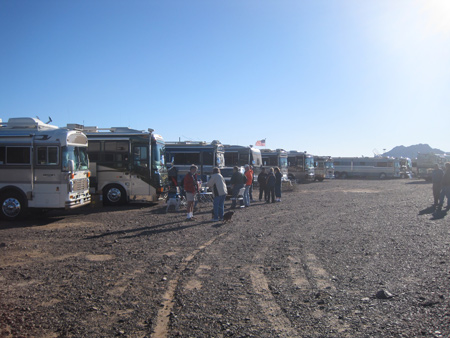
[
  {"left": 46, "top": 116, "right": 52, "bottom": 124},
  {"left": 373, "top": 148, "right": 380, "bottom": 157}
]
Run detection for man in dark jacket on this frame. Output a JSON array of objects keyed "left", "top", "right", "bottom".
[
  {"left": 230, "top": 166, "right": 245, "bottom": 209},
  {"left": 435, "top": 162, "right": 450, "bottom": 213},
  {"left": 431, "top": 164, "right": 444, "bottom": 207},
  {"left": 258, "top": 167, "right": 268, "bottom": 201}
]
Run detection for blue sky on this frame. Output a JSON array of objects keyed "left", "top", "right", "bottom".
[{"left": 1, "top": 0, "right": 449, "bottom": 157}]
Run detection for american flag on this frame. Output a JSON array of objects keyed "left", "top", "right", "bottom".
[{"left": 255, "top": 139, "right": 266, "bottom": 146}]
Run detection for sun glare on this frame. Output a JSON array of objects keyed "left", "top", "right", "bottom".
[{"left": 420, "top": 0, "right": 450, "bottom": 37}]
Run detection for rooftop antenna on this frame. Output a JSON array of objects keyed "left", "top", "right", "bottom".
[{"left": 46, "top": 116, "right": 52, "bottom": 124}]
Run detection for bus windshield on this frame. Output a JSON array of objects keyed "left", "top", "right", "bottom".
[
  {"left": 279, "top": 156, "right": 288, "bottom": 168},
  {"left": 62, "top": 146, "right": 89, "bottom": 171},
  {"left": 152, "top": 141, "right": 165, "bottom": 170},
  {"left": 305, "top": 157, "right": 315, "bottom": 169},
  {"left": 216, "top": 152, "right": 225, "bottom": 167}
]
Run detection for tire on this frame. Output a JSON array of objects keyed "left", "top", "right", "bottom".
[
  {"left": 0, "top": 191, "right": 28, "bottom": 221},
  {"left": 334, "top": 172, "right": 340, "bottom": 179},
  {"left": 103, "top": 184, "right": 127, "bottom": 206},
  {"left": 340, "top": 172, "right": 348, "bottom": 179},
  {"left": 379, "top": 173, "right": 387, "bottom": 179}
]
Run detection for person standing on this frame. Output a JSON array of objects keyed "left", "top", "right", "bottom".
[
  {"left": 243, "top": 164, "right": 253, "bottom": 207},
  {"left": 431, "top": 164, "right": 444, "bottom": 207},
  {"left": 266, "top": 168, "right": 276, "bottom": 203},
  {"left": 183, "top": 165, "right": 200, "bottom": 220},
  {"left": 249, "top": 165, "right": 255, "bottom": 202},
  {"left": 230, "top": 166, "right": 245, "bottom": 209},
  {"left": 274, "top": 167, "right": 282, "bottom": 202},
  {"left": 207, "top": 167, "right": 227, "bottom": 221},
  {"left": 435, "top": 162, "right": 450, "bottom": 213},
  {"left": 258, "top": 167, "right": 268, "bottom": 201}
]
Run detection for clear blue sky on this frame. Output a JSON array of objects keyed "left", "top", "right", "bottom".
[{"left": 1, "top": 0, "right": 449, "bottom": 157}]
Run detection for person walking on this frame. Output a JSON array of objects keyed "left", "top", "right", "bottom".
[
  {"left": 207, "top": 167, "right": 227, "bottom": 221},
  {"left": 183, "top": 165, "right": 200, "bottom": 220},
  {"left": 243, "top": 164, "right": 253, "bottom": 207},
  {"left": 274, "top": 167, "right": 282, "bottom": 202},
  {"left": 431, "top": 164, "right": 444, "bottom": 207},
  {"left": 258, "top": 167, "right": 268, "bottom": 201},
  {"left": 230, "top": 166, "right": 245, "bottom": 209},
  {"left": 435, "top": 162, "right": 450, "bottom": 213},
  {"left": 266, "top": 168, "right": 276, "bottom": 203}
]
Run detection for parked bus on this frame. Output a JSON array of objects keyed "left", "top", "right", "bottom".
[
  {"left": 287, "top": 151, "right": 315, "bottom": 182},
  {"left": 314, "top": 156, "right": 334, "bottom": 181},
  {"left": 224, "top": 145, "right": 262, "bottom": 181},
  {"left": 165, "top": 140, "right": 225, "bottom": 184},
  {"left": 74, "top": 125, "right": 168, "bottom": 205},
  {"left": 261, "top": 149, "right": 288, "bottom": 180},
  {"left": 333, "top": 157, "right": 401, "bottom": 179},
  {"left": 416, "top": 153, "right": 446, "bottom": 181},
  {"left": 0, "top": 117, "right": 91, "bottom": 220}
]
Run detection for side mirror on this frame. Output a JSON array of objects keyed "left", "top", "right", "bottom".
[{"left": 67, "top": 160, "right": 75, "bottom": 172}]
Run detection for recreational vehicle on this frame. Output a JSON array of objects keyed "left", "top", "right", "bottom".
[
  {"left": 261, "top": 149, "right": 288, "bottom": 180},
  {"left": 314, "top": 156, "right": 334, "bottom": 181},
  {"left": 333, "top": 157, "right": 401, "bottom": 179},
  {"left": 165, "top": 140, "right": 225, "bottom": 184},
  {"left": 0, "top": 117, "right": 91, "bottom": 220},
  {"left": 224, "top": 145, "right": 262, "bottom": 180},
  {"left": 416, "top": 153, "right": 446, "bottom": 181},
  {"left": 74, "top": 125, "right": 168, "bottom": 205},
  {"left": 287, "top": 151, "right": 315, "bottom": 182}
]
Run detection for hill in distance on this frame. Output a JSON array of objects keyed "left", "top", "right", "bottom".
[{"left": 382, "top": 144, "right": 447, "bottom": 159}]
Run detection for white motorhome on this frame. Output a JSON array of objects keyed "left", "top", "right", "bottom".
[
  {"left": 73, "top": 125, "right": 168, "bottom": 205},
  {"left": 333, "top": 156, "right": 401, "bottom": 179},
  {"left": 0, "top": 117, "right": 91, "bottom": 220}
]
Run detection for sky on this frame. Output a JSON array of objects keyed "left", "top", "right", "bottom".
[{"left": 1, "top": 0, "right": 449, "bottom": 157}]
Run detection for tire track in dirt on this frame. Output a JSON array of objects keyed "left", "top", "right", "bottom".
[{"left": 150, "top": 232, "right": 227, "bottom": 338}]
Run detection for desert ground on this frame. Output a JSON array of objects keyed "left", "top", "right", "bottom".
[{"left": 1, "top": 178, "right": 449, "bottom": 338}]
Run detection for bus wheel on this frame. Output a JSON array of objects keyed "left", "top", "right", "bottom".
[
  {"left": 340, "top": 172, "right": 348, "bottom": 179},
  {"left": 379, "top": 173, "right": 387, "bottom": 179},
  {"left": 0, "top": 191, "right": 28, "bottom": 220},
  {"left": 103, "top": 185, "right": 126, "bottom": 206}
]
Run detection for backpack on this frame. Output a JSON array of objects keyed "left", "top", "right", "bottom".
[{"left": 242, "top": 173, "right": 247, "bottom": 184}]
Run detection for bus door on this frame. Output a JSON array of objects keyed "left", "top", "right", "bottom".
[{"left": 131, "top": 144, "right": 151, "bottom": 196}]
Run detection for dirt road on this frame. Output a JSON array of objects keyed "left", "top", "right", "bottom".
[{"left": 1, "top": 179, "right": 449, "bottom": 337}]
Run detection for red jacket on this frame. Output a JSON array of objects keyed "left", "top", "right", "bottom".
[
  {"left": 184, "top": 172, "right": 199, "bottom": 193},
  {"left": 245, "top": 169, "right": 253, "bottom": 186}
]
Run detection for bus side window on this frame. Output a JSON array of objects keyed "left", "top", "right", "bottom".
[{"left": 134, "top": 146, "right": 148, "bottom": 167}]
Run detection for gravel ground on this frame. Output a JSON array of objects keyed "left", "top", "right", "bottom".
[{"left": 1, "top": 178, "right": 449, "bottom": 338}]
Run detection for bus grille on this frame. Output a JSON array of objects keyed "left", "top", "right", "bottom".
[{"left": 73, "top": 178, "right": 89, "bottom": 192}]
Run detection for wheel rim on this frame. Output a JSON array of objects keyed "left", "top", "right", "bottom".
[
  {"left": 2, "top": 197, "right": 21, "bottom": 218},
  {"left": 106, "top": 187, "right": 122, "bottom": 203}
]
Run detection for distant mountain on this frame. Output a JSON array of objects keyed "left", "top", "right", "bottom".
[{"left": 382, "top": 144, "right": 447, "bottom": 159}]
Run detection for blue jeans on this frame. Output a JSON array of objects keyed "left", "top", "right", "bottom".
[
  {"left": 213, "top": 194, "right": 226, "bottom": 220},
  {"left": 244, "top": 185, "right": 251, "bottom": 206}
]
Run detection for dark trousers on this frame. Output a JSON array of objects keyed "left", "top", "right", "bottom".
[
  {"left": 266, "top": 186, "right": 275, "bottom": 203},
  {"left": 433, "top": 185, "right": 441, "bottom": 205},
  {"left": 259, "top": 185, "right": 267, "bottom": 201},
  {"left": 231, "top": 184, "right": 244, "bottom": 208}
]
